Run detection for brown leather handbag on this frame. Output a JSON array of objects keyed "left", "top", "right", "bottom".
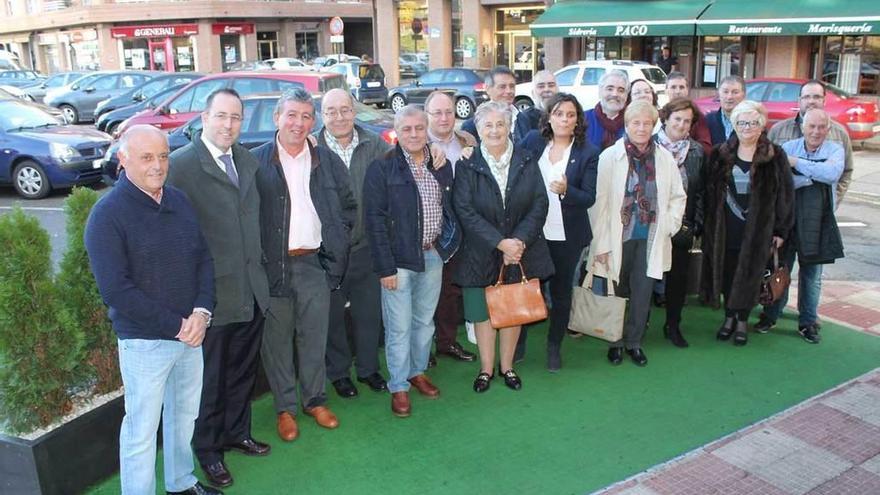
[
  {"left": 484, "top": 262, "right": 548, "bottom": 329},
  {"left": 759, "top": 245, "right": 791, "bottom": 306}
]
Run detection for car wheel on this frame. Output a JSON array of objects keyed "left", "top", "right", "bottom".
[
  {"left": 59, "top": 104, "right": 79, "bottom": 124},
  {"left": 515, "top": 97, "right": 534, "bottom": 112},
  {"left": 390, "top": 94, "right": 407, "bottom": 113},
  {"left": 455, "top": 97, "right": 474, "bottom": 119},
  {"left": 13, "top": 160, "right": 51, "bottom": 200}
]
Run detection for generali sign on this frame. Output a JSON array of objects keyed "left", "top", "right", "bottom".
[{"left": 111, "top": 24, "right": 199, "bottom": 39}]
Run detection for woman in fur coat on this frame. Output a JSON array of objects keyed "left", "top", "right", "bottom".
[{"left": 701, "top": 100, "right": 794, "bottom": 346}]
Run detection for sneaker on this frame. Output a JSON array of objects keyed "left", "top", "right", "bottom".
[
  {"left": 754, "top": 314, "right": 776, "bottom": 334},
  {"left": 798, "top": 324, "right": 821, "bottom": 344}
]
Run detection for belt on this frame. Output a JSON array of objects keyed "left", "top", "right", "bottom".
[{"left": 288, "top": 248, "right": 319, "bottom": 257}]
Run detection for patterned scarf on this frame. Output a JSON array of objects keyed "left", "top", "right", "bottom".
[
  {"left": 656, "top": 128, "right": 689, "bottom": 193},
  {"left": 594, "top": 102, "right": 625, "bottom": 149},
  {"left": 620, "top": 137, "right": 658, "bottom": 236}
]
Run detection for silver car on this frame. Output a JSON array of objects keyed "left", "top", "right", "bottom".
[
  {"left": 22, "top": 71, "right": 89, "bottom": 103},
  {"left": 44, "top": 70, "right": 160, "bottom": 124}
]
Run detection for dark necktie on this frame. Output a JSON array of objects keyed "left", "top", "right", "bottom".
[{"left": 219, "top": 154, "right": 239, "bottom": 188}]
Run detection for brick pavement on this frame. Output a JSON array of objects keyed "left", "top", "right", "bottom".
[{"left": 596, "top": 281, "right": 880, "bottom": 495}]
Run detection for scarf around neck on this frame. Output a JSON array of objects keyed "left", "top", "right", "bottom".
[
  {"left": 620, "top": 137, "right": 658, "bottom": 235},
  {"left": 594, "top": 102, "right": 625, "bottom": 149},
  {"left": 656, "top": 129, "right": 690, "bottom": 193}
]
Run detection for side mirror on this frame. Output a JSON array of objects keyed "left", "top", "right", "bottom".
[
  {"left": 132, "top": 92, "right": 144, "bottom": 102},
  {"left": 83, "top": 86, "right": 95, "bottom": 93},
  {"left": 415, "top": 80, "right": 421, "bottom": 87}
]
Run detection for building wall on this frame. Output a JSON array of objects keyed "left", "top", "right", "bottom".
[{"left": 761, "top": 36, "right": 799, "bottom": 78}]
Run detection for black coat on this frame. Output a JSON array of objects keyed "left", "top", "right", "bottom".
[
  {"left": 794, "top": 182, "right": 844, "bottom": 265},
  {"left": 705, "top": 110, "right": 728, "bottom": 146},
  {"left": 452, "top": 145, "right": 554, "bottom": 287},
  {"left": 521, "top": 130, "right": 599, "bottom": 248},
  {"left": 701, "top": 134, "right": 794, "bottom": 310},
  {"left": 654, "top": 136, "right": 706, "bottom": 245},
  {"left": 514, "top": 107, "right": 544, "bottom": 143},
  {"left": 252, "top": 138, "right": 357, "bottom": 294}
]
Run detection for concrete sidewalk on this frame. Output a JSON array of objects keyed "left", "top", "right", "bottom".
[{"left": 597, "top": 282, "right": 880, "bottom": 495}]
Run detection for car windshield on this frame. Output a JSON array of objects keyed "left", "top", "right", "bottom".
[
  {"left": 639, "top": 68, "right": 667, "bottom": 85},
  {"left": 0, "top": 101, "right": 58, "bottom": 130}
]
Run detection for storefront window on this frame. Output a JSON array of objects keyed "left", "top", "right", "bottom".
[
  {"left": 70, "top": 41, "right": 100, "bottom": 71},
  {"left": 258, "top": 31, "right": 278, "bottom": 60},
  {"left": 398, "top": 0, "right": 429, "bottom": 79},
  {"left": 700, "top": 36, "right": 744, "bottom": 87},
  {"left": 581, "top": 37, "right": 632, "bottom": 61},
  {"left": 172, "top": 37, "right": 194, "bottom": 72},
  {"left": 494, "top": 7, "right": 544, "bottom": 82},
  {"left": 295, "top": 32, "right": 318, "bottom": 61},
  {"left": 122, "top": 39, "right": 149, "bottom": 70},
  {"left": 221, "top": 34, "right": 241, "bottom": 72},
  {"left": 452, "top": 0, "right": 462, "bottom": 67},
  {"left": 821, "top": 36, "right": 880, "bottom": 95}
]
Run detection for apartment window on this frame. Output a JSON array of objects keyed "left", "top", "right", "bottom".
[{"left": 6, "top": 0, "right": 15, "bottom": 15}]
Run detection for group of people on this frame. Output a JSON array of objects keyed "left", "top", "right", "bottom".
[{"left": 83, "top": 62, "right": 847, "bottom": 495}]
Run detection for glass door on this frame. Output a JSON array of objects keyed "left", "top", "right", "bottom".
[
  {"left": 148, "top": 39, "right": 168, "bottom": 72},
  {"left": 496, "top": 32, "right": 538, "bottom": 83}
]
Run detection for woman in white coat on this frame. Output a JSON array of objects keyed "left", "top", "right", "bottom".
[{"left": 589, "top": 100, "right": 686, "bottom": 367}]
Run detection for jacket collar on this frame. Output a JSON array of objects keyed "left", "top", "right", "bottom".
[{"left": 318, "top": 124, "right": 373, "bottom": 148}]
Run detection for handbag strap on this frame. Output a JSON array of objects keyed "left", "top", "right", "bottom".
[
  {"left": 581, "top": 268, "right": 616, "bottom": 297},
  {"left": 771, "top": 244, "right": 780, "bottom": 270},
  {"left": 495, "top": 262, "right": 528, "bottom": 286}
]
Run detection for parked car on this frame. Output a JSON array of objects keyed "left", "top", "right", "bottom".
[
  {"left": 94, "top": 72, "right": 203, "bottom": 120},
  {"left": 388, "top": 68, "right": 488, "bottom": 119},
  {"left": 103, "top": 93, "right": 396, "bottom": 184},
  {"left": 116, "top": 71, "right": 348, "bottom": 135},
  {"left": 263, "top": 58, "right": 310, "bottom": 70},
  {"left": 21, "top": 71, "right": 89, "bottom": 103},
  {"left": 0, "top": 86, "right": 67, "bottom": 122},
  {"left": 0, "top": 50, "right": 22, "bottom": 70},
  {"left": 694, "top": 77, "right": 880, "bottom": 141},
  {"left": 227, "top": 60, "right": 271, "bottom": 71},
  {"left": 325, "top": 62, "right": 388, "bottom": 106},
  {"left": 312, "top": 54, "right": 357, "bottom": 68},
  {"left": 398, "top": 56, "right": 428, "bottom": 79},
  {"left": 0, "top": 99, "right": 110, "bottom": 199},
  {"left": 44, "top": 70, "right": 161, "bottom": 123},
  {"left": 514, "top": 60, "right": 668, "bottom": 111},
  {"left": 96, "top": 84, "right": 186, "bottom": 135},
  {"left": 0, "top": 70, "right": 45, "bottom": 88}
]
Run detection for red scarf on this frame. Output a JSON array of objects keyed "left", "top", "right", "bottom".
[{"left": 593, "top": 102, "right": 624, "bottom": 149}]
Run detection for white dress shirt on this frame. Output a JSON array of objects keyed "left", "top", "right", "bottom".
[
  {"left": 200, "top": 134, "right": 237, "bottom": 176},
  {"left": 538, "top": 141, "right": 571, "bottom": 241},
  {"left": 277, "top": 139, "right": 322, "bottom": 250}
]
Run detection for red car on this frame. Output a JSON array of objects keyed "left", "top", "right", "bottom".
[
  {"left": 117, "top": 71, "right": 347, "bottom": 134},
  {"left": 694, "top": 78, "right": 879, "bottom": 141}
]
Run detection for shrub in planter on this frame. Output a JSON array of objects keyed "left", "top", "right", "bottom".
[
  {"left": 0, "top": 208, "right": 85, "bottom": 434},
  {"left": 56, "top": 187, "right": 121, "bottom": 394}
]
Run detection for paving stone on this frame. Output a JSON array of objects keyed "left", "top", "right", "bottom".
[
  {"left": 861, "top": 453, "right": 880, "bottom": 477},
  {"left": 817, "top": 283, "right": 866, "bottom": 300},
  {"left": 773, "top": 403, "right": 880, "bottom": 463},
  {"left": 712, "top": 428, "right": 806, "bottom": 469},
  {"left": 643, "top": 453, "right": 788, "bottom": 495},
  {"left": 817, "top": 301, "right": 880, "bottom": 330},
  {"left": 806, "top": 467, "right": 880, "bottom": 495},
  {"left": 822, "top": 383, "right": 880, "bottom": 428},
  {"left": 842, "top": 289, "right": 880, "bottom": 309},
  {"left": 607, "top": 484, "right": 661, "bottom": 495}
]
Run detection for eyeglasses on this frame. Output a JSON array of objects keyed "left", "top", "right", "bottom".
[
  {"left": 323, "top": 107, "right": 354, "bottom": 119},
  {"left": 735, "top": 120, "right": 761, "bottom": 129},
  {"left": 427, "top": 110, "right": 454, "bottom": 118},
  {"left": 210, "top": 112, "right": 243, "bottom": 122},
  {"left": 800, "top": 94, "right": 824, "bottom": 101}
]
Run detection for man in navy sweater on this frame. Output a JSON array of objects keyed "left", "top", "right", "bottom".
[{"left": 85, "top": 125, "right": 219, "bottom": 495}]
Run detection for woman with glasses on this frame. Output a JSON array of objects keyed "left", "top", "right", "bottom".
[
  {"left": 701, "top": 100, "right": 794, "bottom": 346},
  {"left": 520, "top": 93, "right": 599, "bottom": 371}
]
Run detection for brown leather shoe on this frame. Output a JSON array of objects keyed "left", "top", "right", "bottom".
[
  {"left": 304, "top": 406, "right": 339, "bottom": 429},
  {"left": 408, "top": 374, "right": 440, "bottom": 399},
  {"left": 276, "top": 412, "right": 299, "bottom": 442},
  {"left": 391, "top": 391, "right": 411, "bottom": 417}
]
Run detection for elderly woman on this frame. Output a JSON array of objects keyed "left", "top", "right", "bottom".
[
  {"left": 702, "top": 100, "right": 794, "bottom": 346},
  {"left": 589, "top": 100, "right": 686, "bottom": 367},
  {"left": 453, "top": 100, "right": 553, "bottom": 392},
  {"left": 519, "top": 93, "right": 599, "bottom": 372},
  {"left": 654, "top": 98, "right": 705, "bottom": 348}
]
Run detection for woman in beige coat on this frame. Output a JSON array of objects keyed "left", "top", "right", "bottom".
[{"left": 589, "top": 101, "right": 686, "bottom": 367}]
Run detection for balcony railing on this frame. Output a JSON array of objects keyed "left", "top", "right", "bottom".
[{"left": 42, "top": 0, "right": 71, "bottom": 11}]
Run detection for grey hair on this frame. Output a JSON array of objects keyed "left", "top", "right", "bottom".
[
  {"left": 719, "top": 75, "right": 746, "bottom": 91},
  {"left": 394, "top": 104, "right": 428, "bottom": 130},
  {"left": 119, "top": 124, "right": 167, "bottom": 155},
  {"left": 730, "top": 100, "right": 767, "bottom": 129},
  {"left": 599, "top": 69, "right": 630, "bottom": 92},
  {"left": 474, "top": 100, "right": 512, "bottom": 129},
  {"left": 802, "top": 107, "right": 832, "bottom": 128},
  {"left": 274, "top": 86, "right": 314, "bottom": 117},
  {"left": 624, "top": 100, "right": 659, "bottom": 125}
]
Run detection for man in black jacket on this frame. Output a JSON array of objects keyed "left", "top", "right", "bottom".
[
  {"left": 252, "top": 87, "right": 357, "bottom": 442},
  {"left": 167, "top": 89, "right": 271, "bottom": 489},
  {"left": 705, "top": 75, "right": 746, "bottom": 146},
  {"left": 513, "top": 70, "right": 557, "bottom": 142}
]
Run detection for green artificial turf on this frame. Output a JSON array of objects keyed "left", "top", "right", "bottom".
[{"left": 87, "top": 304, "right": 880, "bottom": 495}]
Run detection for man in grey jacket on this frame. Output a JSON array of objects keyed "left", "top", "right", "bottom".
[
  {"left": 317, "top": 88, "right": 392, "bottom": 398},
  {"left": 167, "top": 88, "right": 271, "bottom": 490}
]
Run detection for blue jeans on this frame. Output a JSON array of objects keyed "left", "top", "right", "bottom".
[
  {"left": 763, "top": 249, "right": 824, "bottom": 327},
  {"left": 118, "top": 338, "right": 203, "bottom": 495},
  {"left": 381, "top": 249, "right": 443, "bottom": 393}
]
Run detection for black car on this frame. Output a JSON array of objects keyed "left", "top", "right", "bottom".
[
  {"left": 388, "top": 68, "right": 488, "bottom": 119},
  {"left": 94, "top": 72, "right": 203, "bottom": 120},
  {"left": 102, "top": 93, "right": 396, "bottom": 185},
  {"left": 95, "top": 84, "right": 187, "bottom": 135}
]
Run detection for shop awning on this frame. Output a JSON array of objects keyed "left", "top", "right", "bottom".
[
  {"left": 696, "top": 0, "right": 880, "bottom": 36},
  {"left": 530, "top": 0, "right": 710, "bottom": 38}
]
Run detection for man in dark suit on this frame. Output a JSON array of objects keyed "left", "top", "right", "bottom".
[
  {"left": 705, "top": 75, "right": 746, "bottom": 146},
  {"left": 167, "top": 88, "right": 271, "bottom": 489},
  {"left": 513, "top": 70, "right": 558, "bottom": 142},
  {"left": 462, "top": 66, "right": 519, "bottom": 144}
]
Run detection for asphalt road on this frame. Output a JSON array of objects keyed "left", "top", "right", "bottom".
[{"left": 1, "top": 150, "right": 879, "bottom": 281}]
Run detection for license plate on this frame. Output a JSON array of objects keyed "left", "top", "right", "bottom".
[
  {"left": 873, "top": 124, "right": 880, "bottom": 133},
  {"left": 366, "top": 81, "right": 380, "bottom": 88},
  {"left": 93, "top": 159, "right": 103, "bottom": 169}
]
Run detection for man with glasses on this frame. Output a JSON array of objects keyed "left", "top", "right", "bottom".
[
  {"left": 768, "top": 79, "right": 853, "bottom": 204},
  {"left": 317, "top": 88, "right": 391, "bottom": 399},
  {"left": 167, "top": 89, "right": 271, "bottom": 489},
  {"left": 705, "top": 75, "right": 746, "bottom": 145}
]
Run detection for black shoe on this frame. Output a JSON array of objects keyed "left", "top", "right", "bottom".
[
  {"left": 716, "top": 317, "right": 735, "bottom": 341},
  {"left": 733, "top": 320, "right": 748, "bottom": 346},
  {"left": 428, "top": 353, "right": 437, "bottom": 368},
  {"left": 201, "top": 461, "right": 233, "bottom": 488},
  {"left": 167, "top": 481, "right": 224, "bottom": 495},
  {"left": 547, "top": 344, "right": 562, "bottom": 372},
  {"left": 498, "top": 367, "right": 522, "bottom": 390},
  {"left": 653, "top": 292, "right": 666, "bottom": 308},
  {"left": 332, "top": 377, "right": 359, "bottom": 398},
  {"left": 225, "top": 437, "right": 271, "bottom": 456},
  {"left": 664, "top": 323, "right": 689, "bottom": 348},
  {"left": 626, "top": 348, "right": 648, "bottom": 366},
  {"left": 798, "top": 323, "right": 821, "bottom": 344},
  {"left": 356, "top": 372, "right": 388, "bottom": 392},
  {"left": 754, "top": 313, "right": 777, "bottom": 334},
  {"left": 473, "top": 371, "right": 493, "bottom": 393},
  {"left": 437, "top": 342, "right": 476, "bottom": 362},
  {"left": 607, "top": 347, "right": 623, "bottom": 365}
]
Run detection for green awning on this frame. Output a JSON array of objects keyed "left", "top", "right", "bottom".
[
  {"left": 530, "top": 0, "right": 709, "bottom": 38},
  {"left": 696, "top": 0, "right": 880, "bottom": 36}
]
